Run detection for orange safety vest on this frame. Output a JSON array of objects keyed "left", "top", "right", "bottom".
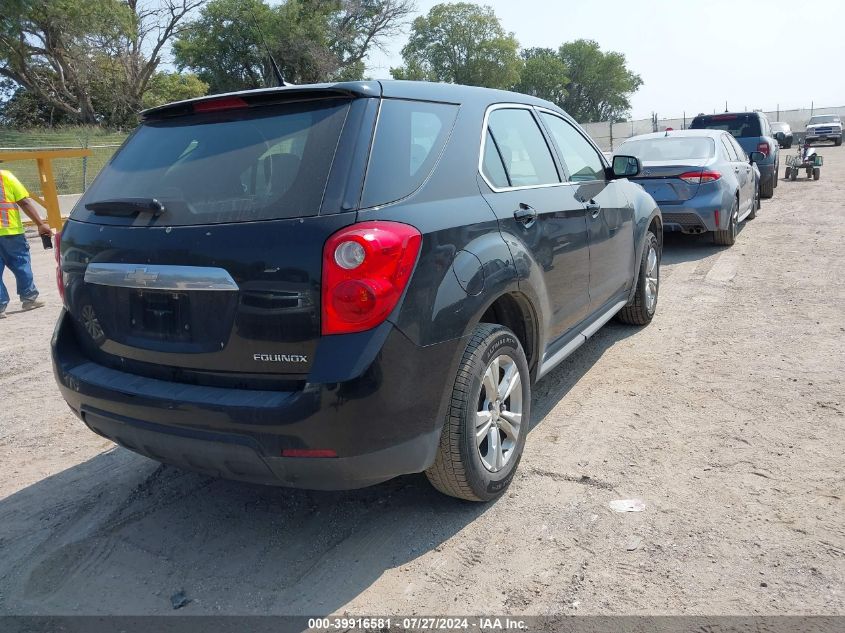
[{"left": 0, "top": 170, "right": 26, "bottom": 236}]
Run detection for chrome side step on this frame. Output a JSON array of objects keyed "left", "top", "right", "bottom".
[{"left": 538, "top": 299, "right": 627, "bottom": 378}]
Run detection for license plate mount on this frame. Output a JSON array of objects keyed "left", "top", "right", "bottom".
[{"left": 129, "top": 290, "right": 191, "bottom": 341}]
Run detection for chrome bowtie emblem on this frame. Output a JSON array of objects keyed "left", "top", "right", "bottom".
[{"left": 124, "top": 267, "right": 159, "bottom": 285}]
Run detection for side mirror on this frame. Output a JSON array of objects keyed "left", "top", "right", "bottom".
[
  {"left": 611, "top": 155, "right": 640, "bottom": 178},
  {"left": 749, "top": 151, "right": 765, "bottom": 163}
]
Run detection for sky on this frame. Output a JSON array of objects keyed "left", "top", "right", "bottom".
[{"left": 364, "top": 0, "right": 845, "bottom": 120}]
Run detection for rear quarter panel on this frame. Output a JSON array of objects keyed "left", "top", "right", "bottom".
[{"left": 356, "top": 97, "right": 521, "bottom": 348}]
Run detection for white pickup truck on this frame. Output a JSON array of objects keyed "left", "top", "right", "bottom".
[{"left": 804, "top": 114, "right": 842, "bottom": 146}]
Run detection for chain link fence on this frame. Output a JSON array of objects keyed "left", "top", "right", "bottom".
[
  {"left": 0, "top": 128, "right": 127, "bottom": 197},
  {"left": 581, "top": 105, "right": 845, "bottom": 152}
]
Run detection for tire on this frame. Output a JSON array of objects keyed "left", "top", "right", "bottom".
[
  {"left": 813, "top": 167, "right": 820, "bottom": 180},
  {"left": 772, "top": 162, "right": 778, "bottom": 188},
  {"left": 617, "top": 230, "right": 660, "bottom": 326},
  {"left": 425, "top": 323, "right": 530, "bottom": 502},
  {"left": 713, "top": 200, "right": 738, "bottom": 246},
  {"left": 790, "top": 168, "right": 797, "bottom": 181},
  {"left": 748, "top": 184, "right": 759, "bottom": 219},
  {"left": 835, "top": 138, "right": 842, "bottom": 147},
  {"left": 760, "top": 172, "right": 774, "bottom": 198},
  {"left": 784, "top": 166, "right": 791, "bottom": 180}
]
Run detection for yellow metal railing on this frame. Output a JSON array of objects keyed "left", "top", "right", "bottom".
[{"left": 0, "top": 148, "right": 92, "bottom": 230}]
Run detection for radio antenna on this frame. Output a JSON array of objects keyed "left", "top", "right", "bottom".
[{"left": 244, "top": 10, "right": 286, "bottom": 87}]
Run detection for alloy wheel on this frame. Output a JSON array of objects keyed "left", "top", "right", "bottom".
[
  {"left": 645, "top": 245, "right": 659, "bottom": 314},
  {"left": 476, "top": 354, "right": 523, "bottom": 472}
]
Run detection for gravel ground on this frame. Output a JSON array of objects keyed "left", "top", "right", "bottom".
[{"left": 0, "top": 146, "right": 842, "bottom": 616}]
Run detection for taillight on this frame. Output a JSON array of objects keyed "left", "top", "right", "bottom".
[
  {"left": 54, "top": 230, "right": 65, "bottom": 304},
  {"left": 756, "top": 141, "right": 770, "bottom": 157},
  {"left": 679, "top": 170, "right": 721, "bottom": 184},
  {"left": 322, "top": 221, "right": 421, "bottom": 335}
]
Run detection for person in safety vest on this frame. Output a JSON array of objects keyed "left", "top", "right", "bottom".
[{"left": 0, "top": 167, "right": 51, "bottom": 317}]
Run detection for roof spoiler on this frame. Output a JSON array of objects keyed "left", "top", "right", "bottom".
[{"left": 141, "top": 82, "right": 382, "bottom": 121}]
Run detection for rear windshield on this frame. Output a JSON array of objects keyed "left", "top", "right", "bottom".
[
  {"left": 771, "top": 122, "right": 789, "bottom": 131},
  {"left": 618, "top": 137, "right": 714, "bottom": 161},
  {"left": 73, "top": 99, "right": 350, "bottom": 225},
  {"left": 690, "top": 114, "right": 761, "bottom": 138}
]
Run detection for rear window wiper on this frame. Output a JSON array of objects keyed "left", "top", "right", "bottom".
[{"left": 85, "top": 198, "right": 166, "bottom": 217}]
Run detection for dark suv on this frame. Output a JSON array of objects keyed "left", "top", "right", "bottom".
[
  {"left": 690, "top": 111, "right": 779, "bottom": 199},
  {"left": 52, "top": 81, "right": 662, "bottom": 501}
]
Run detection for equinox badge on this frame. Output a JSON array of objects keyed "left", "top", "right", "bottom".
[{"left": 253, "top": 353, "right": 309, "bottom": 363}]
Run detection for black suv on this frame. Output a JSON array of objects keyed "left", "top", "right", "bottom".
[{"left": 52, "top": 81, "right": 662, "bottom": 501}]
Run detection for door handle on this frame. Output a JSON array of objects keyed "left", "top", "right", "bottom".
[
  {"left": 514, "top": 203, "right": 538, "bottom": 226},
  {"left": 585, "top": 200, "right": 601, "bottom": 218}
]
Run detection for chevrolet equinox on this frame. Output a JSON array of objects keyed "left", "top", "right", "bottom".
[{"left": 52, "top": 81, "right": 662, "bottom": 501}]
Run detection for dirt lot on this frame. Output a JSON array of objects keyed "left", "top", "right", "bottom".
[{"left": 1, "top": 147, "right": 843, "bottom": 617}]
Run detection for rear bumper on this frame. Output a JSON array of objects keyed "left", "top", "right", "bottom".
[
  {"left": 52, "top": 310, "right": 462, "bottom": 489},
  {"left": 658, "top": 188, "right": 725, "bottom": 233},
  {"left": 81, "top": 408, "right": 439, "bottom": 489}
]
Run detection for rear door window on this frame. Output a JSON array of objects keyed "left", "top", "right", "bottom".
[
  {"left": 721, "top": 135, "right": 739, "bottom": 162},
  {"left": 361, "top": 99, "right": 458, "bottom": 208},
  {"left": 74, "top": 99, "right": 351, "bottom": 225},
  {"left": 728, "top": 135, "right": 748, "bottom": 161},
  {"left": 690, "top": 114, "right": 762, "bottom": 138},
  {"left": 486, "top": 108, "right": 559, "bottom": 188},
  {"left": 482, "top": 130, "right": 510, "bottom": 188}
]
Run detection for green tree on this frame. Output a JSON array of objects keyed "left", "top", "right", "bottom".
[
  {"left": 391, "top": 2, "right": 521, "bottom": 90},
  {"left": 142, "top": 72, "right": 209, "bottom": 109},
  {"left": 173, "top": 0, "right": 275, "bottom": 92},
  {"left": 0, "top": 0, "right": 132, "bottom": 123},
  {"left": 0, "top": 82, "right": 76, "bottom": 127},
  {"left": 514, "top": 47, "right": 568, "bottom": 107},
  {"left": 0, "top": 0, "right": 206, "bottom": 126},
  {"left": 174, "top": 0, "right": 415, "bottom": 92},
  {"left": 558, "top": 39, "right": 642, "bottom": 122}
]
